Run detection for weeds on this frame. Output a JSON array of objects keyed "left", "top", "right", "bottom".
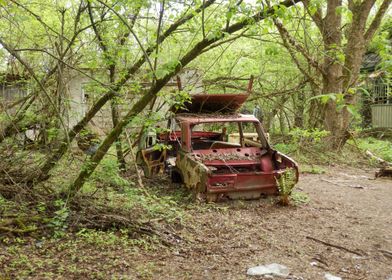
[
  {"left": 272, "top": 132, "right": 392, "bottom": 167},
  {"left": 276, "top": 168, "right": 297, "bottom": 206},
  {"left": 291, "top": 191, "right": 311, "bottom": 205},
  {"left": 301, "top": 165, "right": 326, "bottom": 174},
  {"left": 352, "top": 137, "right": 392, "bottom": 163},
  {"left": 49, "top": 200, "right": 69, "bottom": 238}
]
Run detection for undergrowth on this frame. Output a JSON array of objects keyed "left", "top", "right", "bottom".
[
  {"left": 0, "top": 148, "right": 187, "bottom": 243},
  {"left": 271, "top": 129, "right": 392, "bottom": 167},
  {"left": 350, "top": 137, "right": 392, "bottom": 162}
]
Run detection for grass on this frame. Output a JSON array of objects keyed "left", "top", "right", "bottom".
[
  {"left": 0, "top": 229, "right": 164, "bottom": 279},
  {"left": 272, "top": 133, "right": 392, "bottom": 167},
  {"left": 351, "top": 137, "right": 392, "bottom": 162},
  {"left": 291, "top": 191, "right": 311, "bottom": 205},
  {"left": 300, "top": 164, "right": 326, "bottom": 174}
]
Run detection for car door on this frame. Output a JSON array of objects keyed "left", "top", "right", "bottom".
[{"left": 136, "top": 130, "right": 167, "bottom": 177}]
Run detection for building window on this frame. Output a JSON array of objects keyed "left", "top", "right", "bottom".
[{"left": 371, "top": 77, "right": 391, "bottom": 104}]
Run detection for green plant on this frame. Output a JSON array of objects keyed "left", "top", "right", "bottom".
[
  {"left": 276, "top": 168, "right": 297, "bottom": 206},
  {"left": 353, "top": 137, "right": 392, "bottom": 163},
  {"left": 291, "top": 191, "right": 310, "bottom": 205},
  {"left": 300, "top": 164, "right": 326, "bottom": 174},
  {"left": 49, "top": 199, "right": 69, "bottom": 238},
  {"left": 135, "top": 262, "right": 156, "bottom": 279},
  {"left": 289, "top": 128, "right": 330, "bottom": 146},
  {"left": 272, "top": 129, "right": 332, "bottom": 164},
  {"left": 89, "top": 153, "right": 130, "bottom": 189}
]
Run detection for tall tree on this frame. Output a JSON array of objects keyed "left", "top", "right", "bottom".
[{"left": 275, "top": 0, "right": 391, "bottom": 147}]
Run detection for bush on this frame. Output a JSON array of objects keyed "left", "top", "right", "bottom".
[{"left": 352, "top": 137, "right": 392, "bottom": 162}]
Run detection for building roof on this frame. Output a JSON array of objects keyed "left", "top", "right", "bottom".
[{"left": 361, "top": 52, "right": 382, "bottom": 72}]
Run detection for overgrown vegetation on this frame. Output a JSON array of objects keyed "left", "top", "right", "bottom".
[
  {"left": 353, "top": 137, "right": 392, "bottom": 163},
  {"left": 0, "top": 0, "right": 391, "bottom": 277}
]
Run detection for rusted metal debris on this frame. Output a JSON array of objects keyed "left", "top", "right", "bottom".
[
  {"left": 137, "top": 93, "right": 298, "bottom": 202},
  {"left": 375, "top": 166, "right": 392, "bottom": 178}
]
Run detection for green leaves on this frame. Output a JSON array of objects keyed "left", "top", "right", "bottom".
[
  {"left": 289, "top": 128, "right": 330, "bottom": 143},
  {"left": 49, "top": 199, "right": 69, "bottom": 238},
  {"left": 335, "top": 6, "right": 353, "bottom": 22},
  {"left": 276, "top": 168, "right": 297, "bottom": 206},
  {"left": 309, "top": 93, "right": 343, "bottom": 104},
  {"left": 265, "top": 46, "right": 279, "bottom": 56},
  {"left": 273, "top": 4, "right": 288, "bottom": 19},
  {"left": 206, "top": 29, "right": 223, "bottom": 41},
  {"left": 155, "top": 60, "right": 182, "bottom": 79},
  {"left": 307, "top": 0, "right": 323, "bottom": 15},
  {"left": 308, "top": 91, "right": 360, "bottom": 118}
]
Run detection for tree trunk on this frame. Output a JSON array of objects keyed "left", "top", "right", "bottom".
[
  {"left": 279, "top": 110, "right": 286, "bottom": 135},
  {"left": 322, "top": 0, "right": 391, "bottom": 148},
  {"left": 321, "top": 0, "right": 345, "bottom": 148},
  {"left": 109, "top": 67, "right": 126, "bottom": 171},
  {"left": 293, "top": 91, "right": 305, "bottom": 128}
]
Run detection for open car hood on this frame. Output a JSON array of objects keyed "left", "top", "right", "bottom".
[{"left": 174, "top": 93, "right": 249, "bottom": 114}]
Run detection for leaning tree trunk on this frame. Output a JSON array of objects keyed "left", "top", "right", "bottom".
[
  {"left": 34, "top": 0, "right": 219, "bottom": 183},
  {"left": 109, "top": 67, "right": 126, "bottom": 171}
]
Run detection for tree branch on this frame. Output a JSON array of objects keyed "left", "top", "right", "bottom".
[
  {"left": 0, "top": 37, "right": 69, "bottom": 142},
  {"left": 9, "top": 0, "right": 69, "bottom": 42},
  {"left": 273, "top": 18, "right": 325, "bottom": 76},
  {"left": 364, "top": 0, "right": 392, "bottom": 43},
  {"left": 302, "top": 0, "right": 324, "bottom": 32}
]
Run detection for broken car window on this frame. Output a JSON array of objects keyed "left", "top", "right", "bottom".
[{"left": 190, "top": 121, "right": 264, "bottom": 150}]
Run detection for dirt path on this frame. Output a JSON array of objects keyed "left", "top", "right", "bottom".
[
  {"left": 146, "top": 166, "right": 392, "bottom": 280},
  {"left": 1, "top": 166, "right": 391, "bottom": 279}
]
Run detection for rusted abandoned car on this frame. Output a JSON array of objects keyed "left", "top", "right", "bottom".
[{"left": 137, "top": 93, "right": 298, "bottom": 201}]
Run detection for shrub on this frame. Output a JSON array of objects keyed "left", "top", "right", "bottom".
[{"left": 276, "top": 168, "right": 297, "bottom": 206}]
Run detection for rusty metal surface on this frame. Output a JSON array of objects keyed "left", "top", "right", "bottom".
[
  {"left": 175, "top": 113, "right": 259, "bottom": 124},
  {"left": 176, "top": 151, "right": 209, "bottom": 191},
  {"left": 138, "top": 148, "right": 167, "bottom": 177},
  {"left": 174, "top": 94, "right": 249, "bottom": 114}
]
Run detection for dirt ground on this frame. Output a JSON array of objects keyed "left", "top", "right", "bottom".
[{"left": 1, "top": 166, "right": 392, "bottom": 279}]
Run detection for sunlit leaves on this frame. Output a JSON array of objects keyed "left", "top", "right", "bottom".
[
  {"left": 155, "top": 60, "right": 181, "bottom": 79},
  {"left": 335, "top": 6, "right": 353, "bottom": 23}
]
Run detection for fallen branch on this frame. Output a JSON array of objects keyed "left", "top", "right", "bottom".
[
  {"left": 320, "top": 178, "right": 343, "bottom": 187},
  {"left": 365, "top": 150, "right": 392, "bottom": 166},
  {"left": 320, "top": 178, "right": 365, "bottom": 189},
  {"left": 306, "top": 236, "right": 364, "bottom": 256},
  {"left": 379, "top": 249, "right": 392, "bottom": 259}
]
